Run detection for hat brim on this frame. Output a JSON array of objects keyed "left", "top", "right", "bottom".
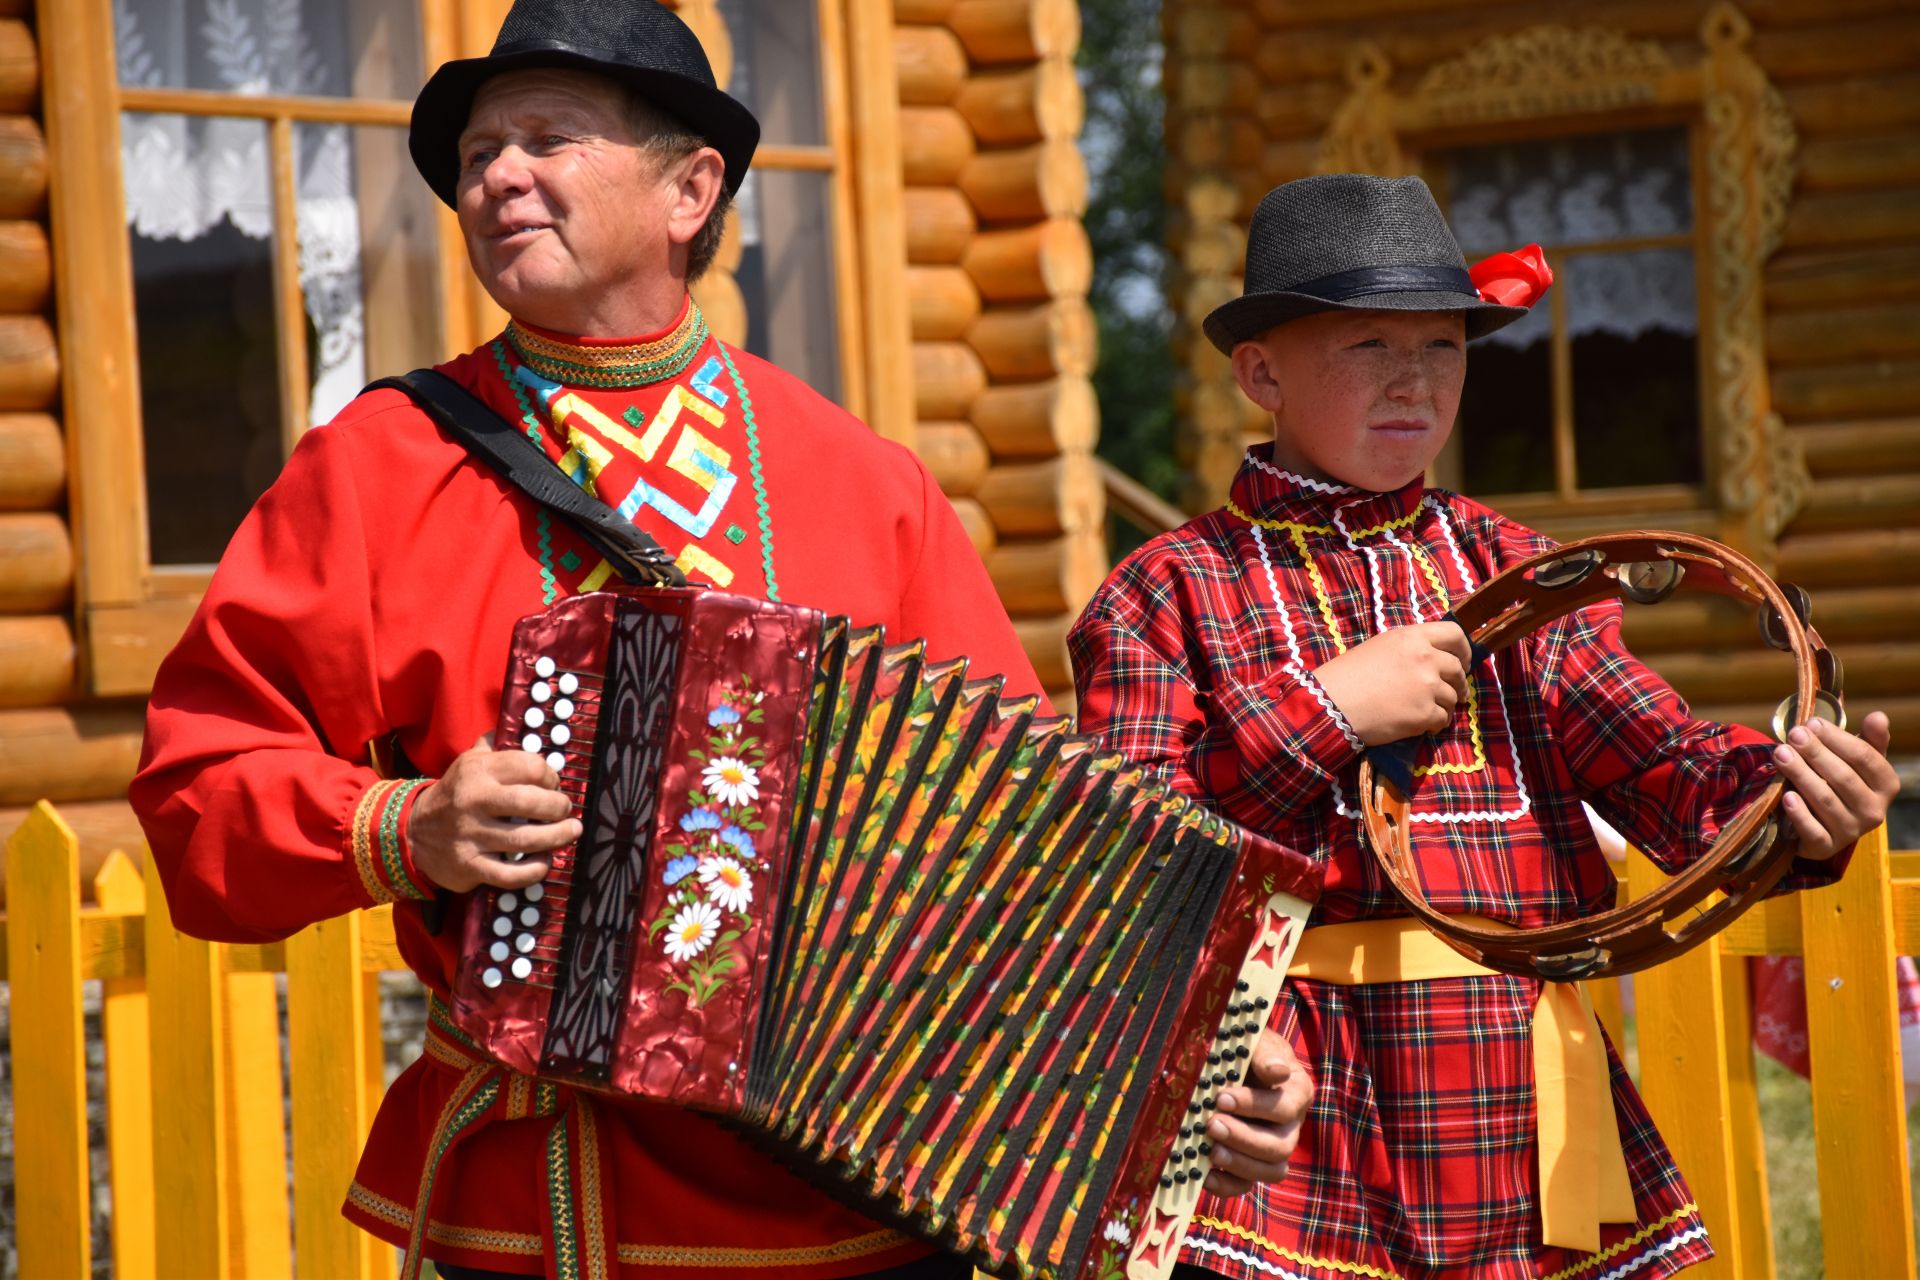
[
  {"left": 1202, "top": 289, "right": 1528, "bottom": 354},
  {"left": 409, "top": 46, "right": 761, "bottom": 207}
]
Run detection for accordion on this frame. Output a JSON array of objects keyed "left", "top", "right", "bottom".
[{"left": 449, "top": 587, "right": 1320, "bottom": 1279}]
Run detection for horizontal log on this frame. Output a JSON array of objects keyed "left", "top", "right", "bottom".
[
  {"left": 1181, "top": 174, "right": 1242, "bottom": 226},
  {"left": 1751, "top": 15, "right": 1920, "bottom": 84},
  {"left": 1013, "top": 614, "right": 1072, "bottom": 691},
  {"left": 1766, "top": 244, "right": 1920, "bottom": 312},
  {"left": 908, "top": 264, "right": 982, "bottom": 341},
  {"left": 1167, "top": 59, "right": 1258, "bottom": 114},
  {"left": 893, "top": 0, "right": 958, "bottom": 22},
  {"left": 1780, "top": 187, "right": 1920, "bottom": 252},
  {"left": 948, "top": 0, "right": 1081, "bottom": 65},
  {"left": 1796, "top": 129, "right": 1920, "bottom": 194},
  {"left": 0, "top": 20, "right": 34, "bottom": 115},
  {"left": 0, "top": 412, "right": 62, "bottom": 509},
  {"left": 949, "top": 495, "right": 997, "bottom": 559},
  {"left": 0, "top": 704, "right": 146, "bottom": 806},
  {"left": 0, "top": 314, "right": 61, "bottom": 412},
  {"left": 899, "top": 106, "right": 976, "bottom": 187},
  {"left": 904, "top": 187, "right": 977, "bottom": 265},
  {"left": 0, "top": 798, "right": 146, "bottom": 906},
  {"left": 895, "top": 25, "right": 967, "bottom": 106},
  {"left": 961, "top": 137, "right": 1087, "bottom": 221},
  {"left": 1180, "top": 116, "right": 1263, "bottom": 171},
  {"left": 1789, "top": 417, "right": 1920, "bottom": 476},
  {"left": 913, "top": 341, "right": 989, "bottom": 420},
  {"left": 0, "top": 219, "right": 48, "bottom": 312},
  {"left": 977, "top": 453, "right": 1104, "bottom": 538},
  {"left": 1252, "top": 80, "right": 1347, "bottom": 140},
  {"left": 1772, "top": 359, "right": 1920, "bottom": 422},
  {"left": 1779, "top": 527, "right": 1920, "bottom": 587},
  {"left": 1784, "top": 70, "right": 1920, "bottom": 136},
  {"left": 1659, "top": 641, "right": 1915, "bottom": 707},
  {"left": 0, "top": 511, "right": 72, "bottom": 612},
  {"left": 971, "top": 375, "right": 1098, "bottom": 459},
  {"left": 1261, "top": 137, "right": 1319, "bottom": 187},
  {"left": 962, "top": 216, "right": 1092, "bottom": 301},
  {"left": 1624, "top": 583, "right": 1920, "bottom": 653},
  {"left": 967, "top": 297, "right": 1096, "bottom": 381},
  {"left": 1181, "top": 219, "right": 1248, "bottom": 276},
  {"left": 1249, "top": 0, "right": 1907, "bottom": 29},
  {"left": 1690, "top": 695, "right": 1920, "bottom": 755},
  {"left": 917, "top": 420, "right": 992, "bottom": 496},
  {"left": 0, "top": 614, "right": 75, "bottom": 706},
  {"left": 0, "top": 112, "right": 44, "bottom": 217},
  {"left": 1791, "top": 473, "right": 1920, "bottom": 533},
  {"left": 1767, "top": 300, "right": 1920, "bottom": 368},
  {"left": 1171, "top": 7, "right": 1259, "bottom": 59},
  {"left": 987, "top": 528, "right": 1107, "bottom": 615},
  {"left": 955, "top": 60, "right": 1083, "bottom": 145}
]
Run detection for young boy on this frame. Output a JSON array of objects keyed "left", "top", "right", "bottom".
[{"left": 1068, "top": 174, "right": 1898, "bottom": 1280}]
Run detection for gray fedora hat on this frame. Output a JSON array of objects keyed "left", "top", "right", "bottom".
[{"left": 1202, "top": 174, "right": 1529, "bottom": 354}]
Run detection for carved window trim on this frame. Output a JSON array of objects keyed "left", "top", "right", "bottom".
[{"left": 1316, "top": 2, "right": 1807, "bottom": 555}]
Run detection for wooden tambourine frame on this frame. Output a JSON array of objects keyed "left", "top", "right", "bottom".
[{"left": 1359, "top": 531, "right": 1845, "bottom": 981}]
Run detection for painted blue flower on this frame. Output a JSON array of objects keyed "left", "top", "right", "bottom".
[
  {"left": 663, "top": 855, "right": 699, "bottom": 886},
  {"left": 708, "top": 705, "right": 742, "bottom": 728},
  {"left": 719, "top": 825, "right": 756, "bottom": 858},
  {"left": 679, "top": 808, "right": 722, "bottom": 834}
]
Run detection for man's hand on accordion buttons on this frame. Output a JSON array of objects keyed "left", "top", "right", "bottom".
[
  {"left": 1772, "top": 710, "right": 1898, "bottom": 859},
  {"left": 1203, "top": 1028, "right": 1312, "bottom": 1197},
  {"left": 408, "top": 738, "right": 582, "bottom": 892},
  {"left": 1312, "top": 621, "right": 1472, "bottom": 746}
]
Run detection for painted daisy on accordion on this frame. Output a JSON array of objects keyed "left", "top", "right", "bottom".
[
  {"left": 701, "top": 755, "right": 760, "bottom": 807},
  {"left": 699, "top": 855, "right": 753, "bottom": 913},
  {"left": 664, "top": 900, "right": 722, "bottom": 962}
]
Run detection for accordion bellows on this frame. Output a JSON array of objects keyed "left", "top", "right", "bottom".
[{"left": 450, "top": 588, "right": 1320, "bottom": 1279}]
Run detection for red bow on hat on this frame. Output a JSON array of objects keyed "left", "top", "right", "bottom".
[{"left": 1470, "top": 244, "right": 1554, "bottom": 308}]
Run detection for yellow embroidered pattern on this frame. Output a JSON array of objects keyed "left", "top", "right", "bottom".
[{"left": 614, "top": 1228, "right": 911, "bottom": 1268}]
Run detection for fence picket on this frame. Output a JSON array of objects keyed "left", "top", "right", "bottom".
[
  {"left": 94, "top": 849, "right": 157, "bottom": 1280},
  {"left": 6, "top": 802, "right": 91, "bottom": 1277},
  {"left": 225, "top": 969, "right": 294, "bottom": 1279},
  {"left": 143, "top": 848, "right": 233, "bottom": 1275}
]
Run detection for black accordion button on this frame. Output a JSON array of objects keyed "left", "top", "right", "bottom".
[{"left": 1236, "top": 979, "right": 1251, "bottom": 992}]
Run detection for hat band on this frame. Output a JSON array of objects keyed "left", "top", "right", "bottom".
[{"left": 1283, "top": 263, "right": 1477, "bottom": 303}]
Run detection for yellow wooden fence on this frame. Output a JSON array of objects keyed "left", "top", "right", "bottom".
[{"left": 3, "top": 798, "right": 1917, "bottom": 1277}]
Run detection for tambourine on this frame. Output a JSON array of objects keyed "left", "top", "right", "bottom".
[{"left": 1359, "top": 530, "right": 1845, "bottom": 981}]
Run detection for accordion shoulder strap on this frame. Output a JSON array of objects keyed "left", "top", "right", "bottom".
[{"left": 367, "top": 367, "right": 689, "bottom": 589}]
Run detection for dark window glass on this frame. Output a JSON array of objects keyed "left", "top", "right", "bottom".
[
  {"left": 1567, "top": 249, "right": 1702, "bottom": 489},
  {"left": 715, "top": 0, "right": 827, "bottom": 147},
  {"left": 1458, "top": 298, "right": 1554, "bottom": 495},
  {"left": 734, "top": 169, "right": 841, "bottom": 403}
]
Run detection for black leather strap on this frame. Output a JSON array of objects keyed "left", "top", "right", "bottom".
[{"left": 368, "top": 369, "right": 688, "bottom": 589}]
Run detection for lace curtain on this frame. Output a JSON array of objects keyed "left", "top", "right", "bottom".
[
  {"left": 114, "top": 0, "right": 371, "bottom": 425},
  {"left": 1446, "top": 128, "right": 1697, "bottom": 351}
]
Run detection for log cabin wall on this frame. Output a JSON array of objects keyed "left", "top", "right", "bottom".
[
  {"left": 1162, "top": 0, "right": 1920, "bottom": 759},
  {"left": 894, "top": 0, "right": 1104, "bottom": 712}
]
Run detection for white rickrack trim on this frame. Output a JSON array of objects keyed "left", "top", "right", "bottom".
[
  {"left": 1247, "top": 452, "right": 1356, "bottom": 495},
  {"left": 1252, "top": 523, "right": 1368, "bottom": 756},
  {"left": 1178, "top": 1237, "right": 1317, "bottom": 1280},
  {"left": 1592, "top": 1223, "right": 1712, "bottom": 1280},
  {"left": 1181, "top": 1221, "right": 1710, "bottom": 1280},
  {"left": 1426, "top": 494, "right": 1481, "bottom": 592},
  {"left": 1330, "top": 498, "right": 1397, "bottom": 639}
]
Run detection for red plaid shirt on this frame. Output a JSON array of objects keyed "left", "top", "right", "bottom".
[{"left": 1069, "top": 445, "right": 1844, "bottom": 1279}]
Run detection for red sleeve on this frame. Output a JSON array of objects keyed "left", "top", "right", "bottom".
[
  {"left": 1550, "top": 597, "right": 1850, "bottom": 890},
  {"left": 895, "top": 456, "right": 1049, "bottom": 708},
  {"left": 131, "top": 420, "right": 434, "bottom": 944},
  {"left": 1068, "top": 557, "right": 1359, "bottom": 829}
]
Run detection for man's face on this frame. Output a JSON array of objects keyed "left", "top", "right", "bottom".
[
  {"left": 1231, "top": 308, "right": 1468, "bottom": 493},
  {"left": 455, "top": 69, "right": 676, "bottom": 328}
]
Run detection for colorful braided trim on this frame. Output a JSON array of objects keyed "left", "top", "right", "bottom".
[
  {"left": 507, "top": 306, "right": 708, "bottom": 389},
  {"left": 350, "top": 778, "right": 433, "bottom": 904}
]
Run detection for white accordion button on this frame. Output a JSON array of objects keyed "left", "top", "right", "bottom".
[
  {"left": 554, "top": 699, "right": 575, "bottom": 721},
  {"left": 558, "top": 672, "right": 579, "bottom": 695},
  {"left": 534, "top": 656, "right": 556, "bottom": 678},
  {"left": 515, "top": 932, "right": 537, "bottom": 953},
  {"left": 498, "top": 892, "right": 518, "bottom": 912},
  {"left": 482, "top": 967, "right": 503, "bottom": 988},
  {"left": 550, "top": 724, "right": 571, "bottom": 746},
  {"left": 546, "top": 751, "right": 566, "bottom": 773},
  {"left": 525, "top": 707, "right": 546, "bottom": 729},
  {"left": 531, "top": 681, "right": 552, "bottom": 703},
  {"left": 492, "top": 916, "right": 512, "bottom": 938},
  {"left": 524, "top": 883, "right": 545, "bottom": 902},
  {"left": 520, "top": 905, "right": 542, "bottom": 927},
  {"left": 511, "top": 956, "right": 533, "bottom": 980},
  {"left": 489, "top": 940, "right": 510, "bottom": 963},
  {"left": 521, "top": 733, "right": 542, "bottom": 754}
]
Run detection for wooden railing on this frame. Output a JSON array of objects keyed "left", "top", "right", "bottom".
[{"left": 3, "top": 800, "right": 1916, "bottom": 1276}]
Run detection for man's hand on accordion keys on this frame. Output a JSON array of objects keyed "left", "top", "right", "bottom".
[
  {"left": 407, "top": 737, "right": 582, "bottom": 892},
  {"left": 1200, "top": 1027, "right": 1314, "bottom": 1197}
]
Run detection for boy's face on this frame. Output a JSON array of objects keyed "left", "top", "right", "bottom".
[{"left": 1230, "top": 308, "right": 1467, "bottom": 493}]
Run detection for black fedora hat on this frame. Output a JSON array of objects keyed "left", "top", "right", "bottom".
[
  {"left": 1203, "top": 174, "right": 1530, "bottom": 354},
  {"left": 408, "top": 0, "right": 760, "bottom": 207}
]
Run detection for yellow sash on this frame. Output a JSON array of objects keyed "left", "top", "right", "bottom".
[{"left": 1289, "top": 917, "right": 1635, "bottom": 1253}]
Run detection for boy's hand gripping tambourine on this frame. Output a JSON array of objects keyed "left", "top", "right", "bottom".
[{"left": 1358, "top": 530, "right": 1844, "bottom": 981}]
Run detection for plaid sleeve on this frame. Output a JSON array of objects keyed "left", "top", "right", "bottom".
[
  {"left": 1548, "top": 597, "right": 1849, "bottom": 890},
  {"left": 1068, "top": 565, "right": 1359, "bottom": 831}
]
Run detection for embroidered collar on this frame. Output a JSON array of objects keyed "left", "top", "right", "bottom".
[
  {"left": 1229, "top": 443, "right": 1423, "bottom": 533},
  {"left": 506, "top": 298, "right": 709, "bottom": 389}
]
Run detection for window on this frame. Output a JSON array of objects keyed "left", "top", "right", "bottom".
[{"left": 1436, "top": 127, "right": 1704, "bottom": 505}]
